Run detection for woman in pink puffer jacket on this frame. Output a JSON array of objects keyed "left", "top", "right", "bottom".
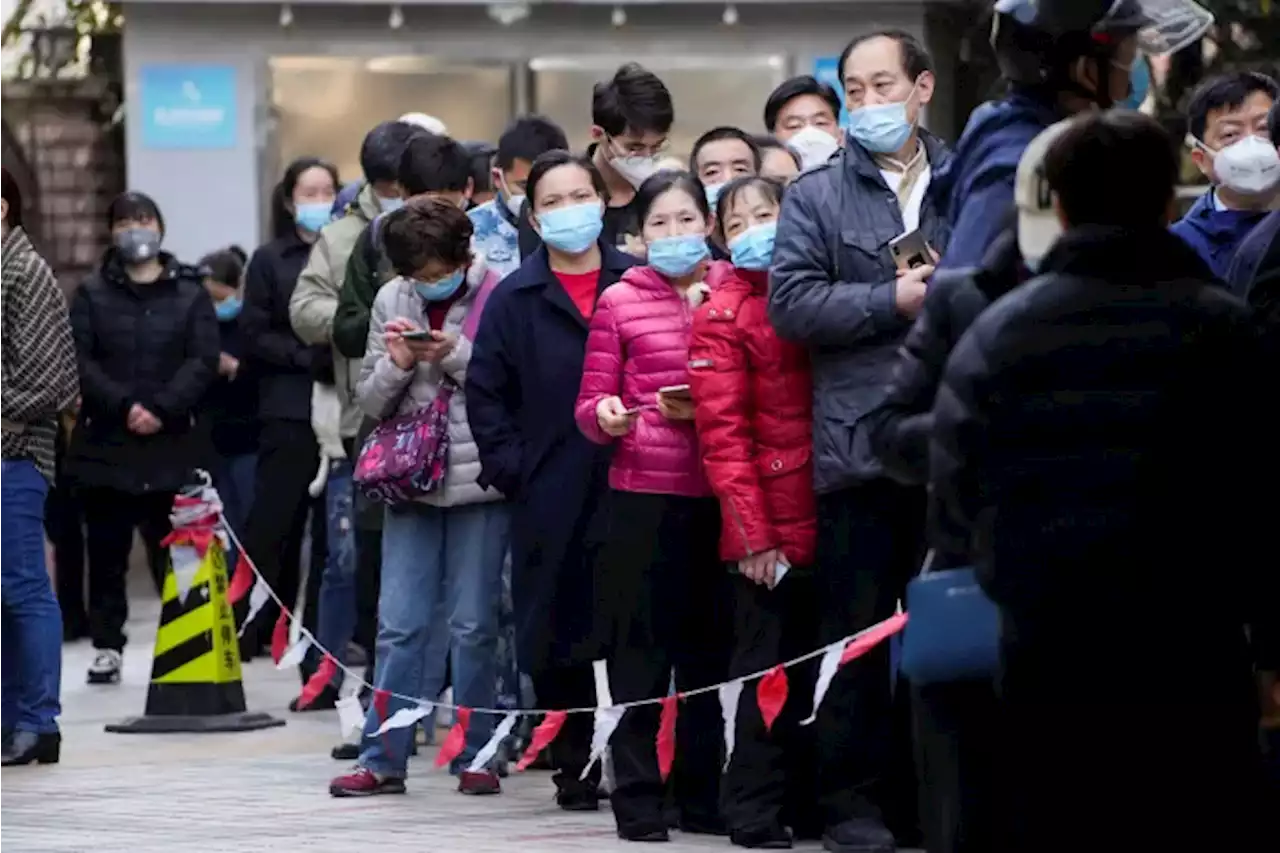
[{"left": 574, "top": 171, "right": 732, "bottom": 843}]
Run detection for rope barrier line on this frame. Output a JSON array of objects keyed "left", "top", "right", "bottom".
[{"left": 217, "top": 511, "right": 903, "bottom": 717}]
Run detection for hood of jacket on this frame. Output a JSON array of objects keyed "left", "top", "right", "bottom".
[
  {"left": 1039, "top": 223, "right": 1216, "bottom": 286},
  {"left": 353, "top": 181, "right": 384, "bottom": 224}
]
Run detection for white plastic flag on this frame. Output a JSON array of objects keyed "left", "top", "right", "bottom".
[
  {"left": 170, "top": 545, "right": 202, "bottom": 604},
  {"left": 801, "top": 640, "right": 847, "bottom": 725},
  {"left": 237, "top": 578, "right": 271, "bottom": 637},
  {"left": 336, "top": 694, "right": 365, "bottom": 738},
  {"left": 375, "top": 704, "right": 432, "bottom": 736},
  {"left": 276, "top": 637, "right": 312, "bottom": 670},
  {"left": 582, "top": 658, "right": 622, "bottom": 781},
  {"left": 466, "top": 712, "right": 518, "bottom": 773},
  {"left": 718, "top": 679, "right": 744, "bottom": 771}
]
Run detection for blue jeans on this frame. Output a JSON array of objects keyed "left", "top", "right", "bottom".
[
  {"left": 316, "top": 459, "right": 356, "bottom": 685},
  {"left": 359, "top": 500, "right": 509, "bottom": 777},
  {"left": 1, "top": 460, "right": 61, "bottom": 735},
  {"left": 212, "top": 452, "right": 256, "bottom": 570}
]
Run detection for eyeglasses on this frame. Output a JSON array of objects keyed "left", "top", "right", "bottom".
[{"left": 608, "top": 136, "right": 671, "bottom": 159}]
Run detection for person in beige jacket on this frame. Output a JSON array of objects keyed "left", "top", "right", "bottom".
[{"left": 330, "top": 197, "right": 508, "bottom": 800}]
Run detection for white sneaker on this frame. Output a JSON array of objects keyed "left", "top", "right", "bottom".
[{"left": 86, "top": 649, "right": 122, "bottom": 684}]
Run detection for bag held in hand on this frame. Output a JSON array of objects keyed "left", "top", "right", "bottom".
[
  {"left": 353, "top": 381, "right": 453, "bottom": 506},
  {"left": 900, "top": 550, "right": 1000, "bottom": 685}
]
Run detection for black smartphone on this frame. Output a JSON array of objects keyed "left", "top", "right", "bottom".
[{"left": 399, "top": 330, "right": 433, "bottom": 342}]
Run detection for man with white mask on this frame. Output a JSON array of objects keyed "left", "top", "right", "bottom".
[
  {"left": 1173, "top": 71, "right": 1280, "bottom": 279},
  {"left": 763, "top": 75, "right": 844, "bottom": 171}
]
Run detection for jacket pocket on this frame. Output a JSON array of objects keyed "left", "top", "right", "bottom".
[{"left": 756, "top": 444, "right": 811, "bottom": 479}]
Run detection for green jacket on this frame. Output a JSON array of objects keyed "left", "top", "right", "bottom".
[
  {"left": 288, "top": 183, "right": 381, "bottom": 438},
  {"left": 332, "top": 224, "right": 393, "bottom": 361}
]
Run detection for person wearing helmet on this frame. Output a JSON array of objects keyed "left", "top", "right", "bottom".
[{"left": 936, "top": 0, "right": 1213, "bottom": 272}]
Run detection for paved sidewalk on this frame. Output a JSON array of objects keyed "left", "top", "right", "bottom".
[{"left": 1, "top": 596, "right": 876, "bottom": 853}]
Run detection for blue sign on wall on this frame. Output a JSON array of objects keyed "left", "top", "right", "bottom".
[
  {"left": 812, "top": 57, "right": 850, "bottom": 129},
  {"left": 140, "top": 64, "right": 237, "bottom": 150}
]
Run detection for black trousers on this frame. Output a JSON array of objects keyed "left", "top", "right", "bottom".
[
  {"left": 600, "top": 491, "right": 732, "bottom": 835},
  {"left": 45, "top": 470, "right": 87, "bottom": 634},
  {"left": 911, "top": 680, "right": 1000, "bottom": 853},
  {"left": 239, "top": 419, "right": 320, "bottom": 657},
  {"left": 532, "top": 661, "right": 599, "bottom": 794},
  {"left": 814, "top": 481, "right": 924, "bottom": 837},
  {"left": 721, "top": 572, "right": 820, "bottom": 836},
  {"left": 80, "top": 487, "right": 174, "bottom": 651}
]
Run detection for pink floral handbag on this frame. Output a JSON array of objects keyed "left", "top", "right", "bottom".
[{"left": 353, "top": 380, "right": 454, "bottom": 506}]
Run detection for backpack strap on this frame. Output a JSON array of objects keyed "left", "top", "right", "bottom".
[{"left": 462, "top": 270, "right": 500, "bottom": 341}]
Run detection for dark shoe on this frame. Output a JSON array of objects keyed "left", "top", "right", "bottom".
[
  {"left": 1, "top": 731, "right": 61, "bottom": 766},
  {"left": 731, "top": 824, "right": 793, "bottom": 849},
  {"left": 822, "top": 818, "right": 896, "bottom": 853},
  {"left": 556, "top": 786, "right": 601, "bottom": 812},
  {"left": 680, "top": 814, "right": 728, "bottom": 836},
  {"left": 618, "top": 826, "right": 670, "bottom": 843},
  {"left": 457, "top": 770, "right": 501, "bottom": 795},
  {"left": 328, "top": 766, "right": 406, "bottom": 797},
  {"left": 86, "top": 650, "right": 122, "bottom": 684},
  {"left": 331, "top": 742, "right": 360, "bottom": 761},
  {"left": 289, "top": 681, "right": 338, "bottom": 712}
]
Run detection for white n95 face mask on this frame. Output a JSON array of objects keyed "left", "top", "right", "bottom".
[
  {"left": 1212, "top": 135, "right": 1280, "bottom": 197},
  {"left": 787, "top": 126, "right": 840, "bottom": 171}
]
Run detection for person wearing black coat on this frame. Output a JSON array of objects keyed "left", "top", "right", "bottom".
[
  {"left": 67, "top": 192, "right": 219, "bottom": 684},
  {"left": 237, "top": 158, "right": 339, "bottom": 669},
  {"left": 466, "top": 152, "right": 641, "bottom": 810},
  {"left": 929, "top": 111, "right": 1275, "bottom": 853}
]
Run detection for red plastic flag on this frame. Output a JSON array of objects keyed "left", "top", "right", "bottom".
[
  {"left": 656, "top": 695, "right": 679, "bottom": 781},
  {"left": 297, "top": 655, "right": 338, "bottom": 708},
  {"left": 226, "top": 551, "right": 254, "bottom": 605},
  {"left": 756, "top": 665, "right": 789, "bottom": 733},
  {"left": 516, "top": 711, "right": 567, "bottom": 771},
  {"left": 839, "top": 612, "right": 909, "bottom": 667},
  {"left": 373, "top": 689, "right": 391, "bottom": 725},
  {"left": 435, "top": 707, "right": 473, "bottom": 768},
  {"left": 270, "top": 608, "right": 291, "bottom": 664}
]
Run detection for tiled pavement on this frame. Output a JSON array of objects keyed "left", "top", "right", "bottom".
[{"left": 3, "top": 589, "right": 901, "bottom": 853}]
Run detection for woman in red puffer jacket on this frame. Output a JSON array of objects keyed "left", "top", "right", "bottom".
[
  {"left": 687, "top": 175, "right": 817, "bottom": 848},
  {"left": 574, "top": 170, "right": 731, "bottom": 844}
]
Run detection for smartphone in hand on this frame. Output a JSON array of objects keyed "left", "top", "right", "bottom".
[
  {"left": 657, "top": 384, "right": 693, "bottom": 401},
  {"left": 399, "top": 330, "right": 432, "bottom": 342},
  {"left": 889, "top": 229, "right": 934, "bottom": 271}
]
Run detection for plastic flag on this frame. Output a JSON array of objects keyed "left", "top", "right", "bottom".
[
  {"left": 581, "top": 706, "right": 623, "bottom": 781},
  {"left": 756, "top": 665, "right": 789, "bottom": 733},
  {"left": 227, "top": 551, "right": 253, "bottom": 605},
  {"left": 269, "top": 608, "right": 290, "bottom": 664},
  {"left": 276, "top": 637, "right": 311, "bottom": 670},
  {"left": 170, "top": 545, "right": 201, "bottom": 604},
  {"left": 296, "top": 655, "right": 338, "bottom": 708},
  {"left": 840, "top": 612, "right": 909, "bottom": 666},
  {"left": 656, "top": 695, "right": 678, "bottom": 782},
  {"left": 375, "top": 704, "right": 431, "bottom": 736},
  {"left": 435, "top": 707, "right": 473, "bottom": 768},
  {"left": 466, "top": 712, "right": 518, "bottom": 773},
  {"left": 336, "top": 694, "right": 365, "bottom": 737},
  {"left": 718, "top": 680, "right": 744, "bottom": 771},
  {"left": 516, "top": 711, "right": 567, "bottom": 771},
  {"left": 801, "top": 640, "right": 847, "bottom": 726}
]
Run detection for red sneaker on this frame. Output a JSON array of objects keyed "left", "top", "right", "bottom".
[
  {"left": 457, "top": 770, "right": 501, "bottom": 795},
  {"left": 329, "top": 766, "right": 406, "bottom": 797}
]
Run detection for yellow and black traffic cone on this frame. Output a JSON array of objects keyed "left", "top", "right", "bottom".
[{"left": 107, "top": 540, "right": 284, "bottom": 734}]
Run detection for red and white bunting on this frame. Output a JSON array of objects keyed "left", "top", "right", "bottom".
[
  {"left": 581, "top": 659, "right": 622, "bottom": 781},
  {"left": 801, "top": 640, "right": 846, "bottom": 726},
  {"left": 467, "top": 712, "right": 519, "bottom": 773},
  {"left": 269, "top": 609, "right": 291, "bottom": 663},
  {"left": 276, "top": 637, "right": 311, "bottom": 670},
  {"left": 375, "top": 704, "right": 431, "bottom": 736},
  {"left": 656, "top": 696, "right": 679, "bottom": 782},
  {"left": 718, "top": 680, "right": 744, "bottom": 771},
  {"left": 756, "top": 665, "right": 789, "bottom": 732},
  {"left": 435, "top": 707, "right": 473, "bottom": 768},
  {"left": 516, "top": 711, "right": 567, "bottom": 771},
  {"left": 237, "top": 578, "right": 270, "bottom": 637},
  {"left": 335, "top": 693, "right": 365, "bottom": 737}
]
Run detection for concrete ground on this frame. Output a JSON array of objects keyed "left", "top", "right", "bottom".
[{"left": 2, "top": 581, "right": 908, "bottom": 853}]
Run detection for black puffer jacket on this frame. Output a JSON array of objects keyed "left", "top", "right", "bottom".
[
  {"left": 929, "top": 226, "right": 1278, "bottom": 688},
  {"left": 67, "top": 250, "right": 219, "bottom": 494}
]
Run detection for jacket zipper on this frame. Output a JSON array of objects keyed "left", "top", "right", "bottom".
[{"left": 725, "top": 498, "right": 755, "bottom": 558}]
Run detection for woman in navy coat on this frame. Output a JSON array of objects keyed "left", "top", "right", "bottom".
[{"left": 466, "top": 151, "right": 639, "bottom": 810}]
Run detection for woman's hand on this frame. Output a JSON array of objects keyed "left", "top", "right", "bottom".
[
  {"left": 596, "top": 396, "right": 638, "bottom": 437},
  {"left": 657, "top": 395, "right": 695, "bottom": 421},
  {"left": 218, "top": 352, "right": 240, "bottom": 379},
  {"left": 738, "top": 549, "right": 781, "bottom": 588},
  {"left": 416, "top": 331, "right": 457, "bottom": 365},
  {"left": 384, "top": 317, "right": 419, "bottom": 371}
]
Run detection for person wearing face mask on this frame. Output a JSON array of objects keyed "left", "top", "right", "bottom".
[
  {"left": 574, "top": 171, "right": 731, "bottom": 842},
  {"left": 763, "top": 75, "right": 844, "bottom": 172},
  {"left": 690, "top": 127, "right": 762, "bottom": 262},
  {"left": 239, "top": 157, "right": 339, "bottom": 683},
  {"left": 469, "top": 116, "right": 569, "bottom": 282},
  {"left": 935, "top": 0, "right": 1213, "bottom": 272},
  {"left": 1172, "top": 71, "right": 1280, "bottom": 280},
  {"left": 686, "top": 175, "right": 820, "bottom": 849},
  {"left": 768, "top": 28, "right": 952, "bottom": 851},
  {"left": 66, "top": 191, "right": 219, "bottom": 686},
  {"left": 754, "top": 135, "right": 804, "bottom": 184},
  {"left": 330, "top": 197, "right": 509, "bottom": 799},
  {"left": 517, "top": 63, "right": 675, "bottom": 261},
  {"left": 1227, "top": 103, "right": 1280, "bottom": 306},
  {"left": 467, "top": 151, "right": 640, "bottom": 810}
]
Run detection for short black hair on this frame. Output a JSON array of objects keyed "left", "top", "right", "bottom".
[
  {"left": 1, "top": 166, "right": 23, "bottom": 230},
  {"left": 592, "top": 62, "right": 674, "bottom": 137},
  {"left": 526, "top": 149, "right": 610, "bottom": 211},
  {"left": 634, "top": 170, "right": 711, "bottom": 225},
  {"left": 381, "top": 196, "right": 474, "bottom": 278},
  {"left": 107, "top": 191, "right": 165, "bottom": 235},
  {"left": 713, "top": 175, "right": 787, "bottom": 246},
  {"left": 1269, "top": 101, "right": 1280, "bottom": 146},
  {"left": 398, "top": 134, "right": 473, "bottom": 197},
  {"left": 689, "top": 127, "right": 762, "bottom": 173},
  {"left": 752, "top": 134, "right": 804, "bottom": 170},
  {"left": 497, "top": 115, "right": 570, "bottom": 171},
  {"left": 464, "top": 141, "right": 497, "bottom": 193},
  {"left": 272, "top": 156, "right": 340, "bottom": 238},
  {"left": 838, "top": 28, "right": 933, "bottom": 84},
  {"left": 763, "top": 76, "right": 842, "bottom": 132},
  {"left": 199, "top": 245, "right": 247, "bottom": 286},
  {"left": 1043, "top": 111, "right": 1177, "bottom": 230},
  {"left": 360, "top": 120, "right": 424, "bottom": 183},
  {"left": 1187, "top": 71, "right": 1280, "bottom": 140}
]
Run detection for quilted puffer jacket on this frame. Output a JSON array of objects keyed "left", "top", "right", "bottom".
[
  {"left": 688, "top": 261, "right": 816, "bottom": 566},
  {"left": 574, "top": 264, "right": 710, "bottom": 497}
]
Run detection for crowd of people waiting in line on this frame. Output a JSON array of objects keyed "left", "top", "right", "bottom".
[{"left": 3, "top": 1, "right": 1278, "bottom": 851}]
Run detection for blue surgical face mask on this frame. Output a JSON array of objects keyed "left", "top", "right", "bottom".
[
  {"left": 1120, "top": 57, "right": 1151, "bottom": 111},
  {"left": 413, "top": 268, "right": 466, "bottom": 302},
  {"left": 728, "top": 222, "right": 778, "bottom": 271},
  {"left": 848, "top": 84, "right": 917, "bottom": 154},
  {"left": 537, "top": 202, "right": 605, "bottom": 254},
  {"left": 379, "top": 195, "right": 404, "bottom": 214},
  {"left": 647, "top": 233, "right": 710, "bottom": 278},
  {"left": 704, "top": 182, "right": 727, "bottom": 208},
  {"left": 294, "top": 202, "right": 332, "bottom": 234},
  {"left": 215, "top": 295, "right": 243, "bottom": 321}
]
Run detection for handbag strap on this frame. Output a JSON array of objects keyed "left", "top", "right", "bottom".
[{"left": 918, "top": 548, "right": 938, "bottom": 577}]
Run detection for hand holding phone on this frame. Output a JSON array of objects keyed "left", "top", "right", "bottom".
[
  {"left": 398, "top": 330, "right": 432, "bottom": 342},
  {"left": 657, "top": 384, "right": 692, "bottom": 401},
  {"left": 889, "top": 229, "right": 936, "bottom": 272}
]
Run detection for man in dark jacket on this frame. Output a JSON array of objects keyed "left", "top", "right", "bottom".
[
  {"left": 67, "top": 192, "right": 219, "bottom": 685},
  {"left": 1226, "top": 103, "right": 1280, "bottom": 303},
  {"left": 930, "top": 109, "right": 1274, "bottom": 853},
  {"left": 767, "top": 28, "right": 949, "bottom": 853}
]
